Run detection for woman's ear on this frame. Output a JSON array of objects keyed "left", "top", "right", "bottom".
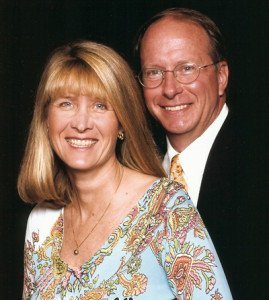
[{"left": 117, "top": 131, "right": 125, "bottom": 141}]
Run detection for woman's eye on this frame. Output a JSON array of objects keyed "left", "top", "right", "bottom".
[
  {"left": 94, "top": 102, "right": 107, "bottom": 111},
  {"left": 56, "top": 100, "right": 73, "bottom": 109}
]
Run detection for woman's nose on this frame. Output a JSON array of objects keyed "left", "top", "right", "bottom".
[{"left": 71, "top": 106, "right": 94, "bottom": 133}]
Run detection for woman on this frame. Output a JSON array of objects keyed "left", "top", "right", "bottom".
[{"left": 18, "top": 41, "right": 232, "bottom": 299}]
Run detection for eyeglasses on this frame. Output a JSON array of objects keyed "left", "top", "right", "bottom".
[{"left": 138, "top": 61, "right": 219, "bottom": 89}]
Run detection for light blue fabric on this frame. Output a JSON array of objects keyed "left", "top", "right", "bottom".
[{"left": 23, "top": 178, "right": 232, "bottom": 299}]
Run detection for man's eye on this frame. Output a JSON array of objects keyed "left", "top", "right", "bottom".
[
  {"left": 144, "top": 69, "right": 162, "bottom": 78},
  {"left": 180, "top": 64, "right": 196, "bottom": 73}
]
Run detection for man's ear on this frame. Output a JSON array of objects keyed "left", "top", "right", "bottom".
[{"left": 218, "top": 61, "right": 229, "bottom": 96}]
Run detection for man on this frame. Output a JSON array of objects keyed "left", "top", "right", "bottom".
[{"left": 135, "top": 7, "right": 265, "bottom": 299}]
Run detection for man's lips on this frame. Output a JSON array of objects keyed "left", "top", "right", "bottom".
[
  {"left": 65, "top": 138, "right": 98, "bottom": 148},
  {"left": 162, "top": 104, "right": 189, "bottom": 111}
]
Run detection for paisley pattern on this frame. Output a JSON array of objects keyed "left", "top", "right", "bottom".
[{"left": 23, "top": 178, "right": 232, "bottom": 299}]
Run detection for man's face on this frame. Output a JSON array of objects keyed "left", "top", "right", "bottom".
[{"left": 140, "top": 18, "right": 228, "bottom": 150}]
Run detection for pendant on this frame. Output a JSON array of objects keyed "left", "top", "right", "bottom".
[{"left": 74, "top": 249, "right": 79, "bottom": 255}]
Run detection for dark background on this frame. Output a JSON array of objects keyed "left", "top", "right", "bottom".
[{"left": 0, "top": 0, "right": 268, "bottom": 298}]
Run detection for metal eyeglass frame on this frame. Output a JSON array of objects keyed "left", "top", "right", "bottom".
[{"left": 138, "top": 61, "right": 220, "bottom": 89}]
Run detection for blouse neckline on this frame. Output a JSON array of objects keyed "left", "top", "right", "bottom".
[{"left": 57, "top": 178, "right": 163, "bottom": 271}]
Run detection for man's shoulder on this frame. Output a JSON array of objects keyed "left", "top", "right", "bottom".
[{"left": 211, "top": 111, "right": 245, "bottom": 152}]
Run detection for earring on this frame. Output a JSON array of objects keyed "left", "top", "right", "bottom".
[{"left": 117, "top": 131, "right": 125, "bottom": 140}]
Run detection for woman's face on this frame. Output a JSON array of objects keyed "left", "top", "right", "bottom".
[{"left": 47, "top": 93, "right": 120, "bottom": 173}]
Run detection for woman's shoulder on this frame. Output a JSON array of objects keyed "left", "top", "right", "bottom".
[
  {"left": 151, "top": 177, "right": 188, "bottom": 194},
  {"left": 145, "top": 177, "right": 192, "bottom": 209},
  {"left": 132, "top": 175, "right": 189, "bottom": 199},
  {"left": 123, "top": 169, "right": 191, "bottom": 208},
  {"left": 28, "top": 201, "right": 63, "bottom": 226},
  {"left": 25, "top": 202, "right": 64, "bottom": 248},
  {"left": 123, "top": 168, "right": 158, "bottom": 193},
  {"left": 30, "top": 201, "right": 62, "bottom": 214}
]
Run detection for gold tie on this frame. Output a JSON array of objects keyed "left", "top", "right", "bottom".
[{"left": 170, "top": 154, "right": 188, "bottom": 191}]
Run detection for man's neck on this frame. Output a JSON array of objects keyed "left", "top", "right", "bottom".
[
  {"left": 168, "top": 103, "right": 227, "bottom": 153},
  {"left": 168, "top": 130, "right": 202, "bottom": 153}
]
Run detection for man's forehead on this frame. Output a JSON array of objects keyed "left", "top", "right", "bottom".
[
  {"left": 140, "top": 18, "right": 211, "bottom": 65},
  {"left": 141, "top": 18, "right": 208, "bottom": 48}
]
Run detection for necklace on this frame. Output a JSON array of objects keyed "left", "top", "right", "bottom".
[{"left": 71, "top": 164, "right": 124, "bottom": 255}]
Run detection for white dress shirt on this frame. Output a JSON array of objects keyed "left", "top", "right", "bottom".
[{"left": 163, "top": 104, "right": 229, "bottom": 207}]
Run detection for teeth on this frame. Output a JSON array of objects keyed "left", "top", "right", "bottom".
[
  {"left": 164, "top": 104, "right": 188, "bottom": 111},
  {"left": 66, "top": 139, "right": 97, "bottom": 147}
]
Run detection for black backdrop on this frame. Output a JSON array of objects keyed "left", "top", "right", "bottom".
[{"left": 1, "top": 0, "right": 268, "bottom": 298}]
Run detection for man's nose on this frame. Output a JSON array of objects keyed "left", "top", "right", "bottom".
[{"left": 162, "top": 71, "right": 183, "bottom": 99}]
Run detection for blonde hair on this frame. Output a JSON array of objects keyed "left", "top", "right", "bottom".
[{"left": 18, "top": 40, "right": 165, "bottom": 206}]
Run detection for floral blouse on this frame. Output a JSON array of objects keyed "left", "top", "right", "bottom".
[{"left": 23, "top": 178, "right": 232, "bottom": 299}]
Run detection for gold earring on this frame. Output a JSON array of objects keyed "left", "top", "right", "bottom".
[{"left": 117, "top": 131, "right": 124, "bottom": 140}]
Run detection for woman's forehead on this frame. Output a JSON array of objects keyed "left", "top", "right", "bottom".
[{"left": 49, "top": 70, "right": 107, "bottom": 100}]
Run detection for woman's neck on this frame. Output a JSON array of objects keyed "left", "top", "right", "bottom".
[{"left": 68, "top": 159, "right": 124, "bottom": 219}]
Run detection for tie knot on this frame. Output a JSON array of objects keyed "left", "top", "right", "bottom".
[
  {"left": 170, "top": 154, "right": 188, "bottom": 191},
  {"left": 170, "top": 154, "right": 183, "bottom": 174}
]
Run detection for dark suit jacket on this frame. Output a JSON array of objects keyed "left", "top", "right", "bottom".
[{"left": 196, "top": 112, "right": 267, "bottom": 299}]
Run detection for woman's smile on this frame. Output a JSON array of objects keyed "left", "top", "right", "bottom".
[{"left": 65, "top": 138, "right": 98, "bottom": 148}]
